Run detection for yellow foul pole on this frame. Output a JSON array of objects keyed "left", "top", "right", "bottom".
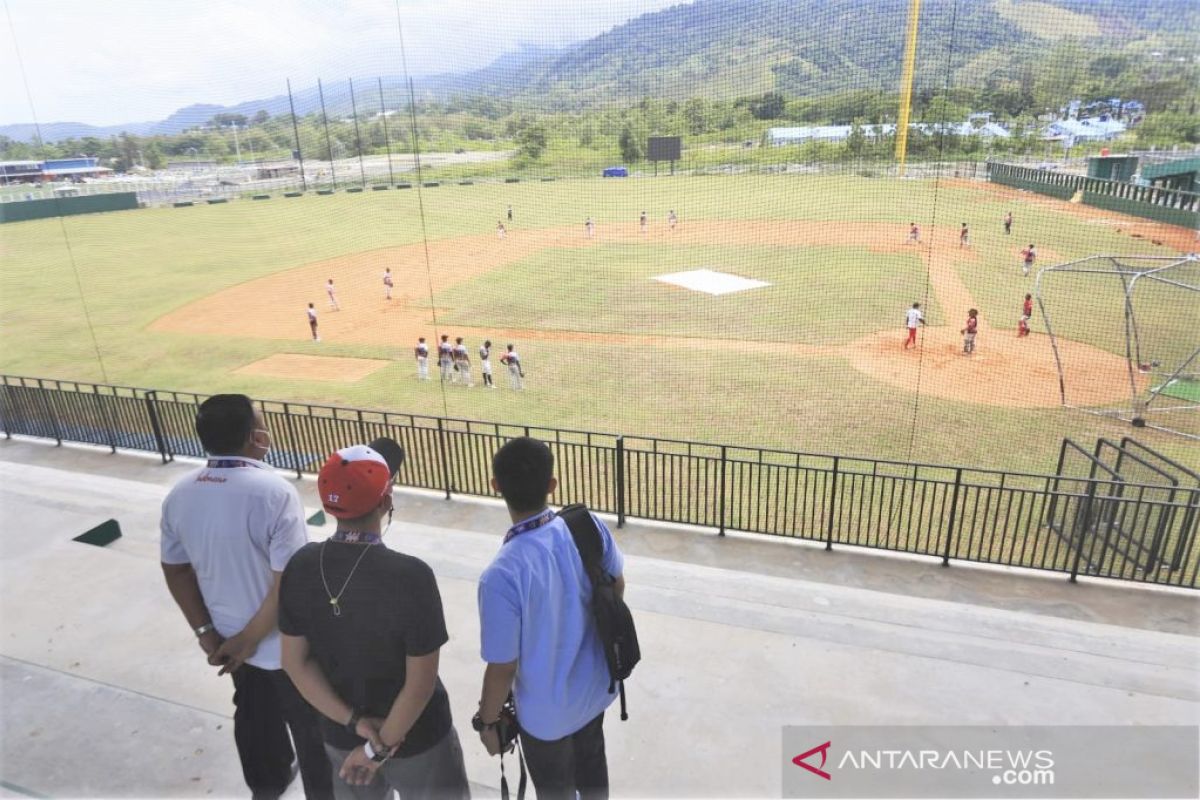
[{"left": 895, "top": 0, "right": 921, "bottom": 177}]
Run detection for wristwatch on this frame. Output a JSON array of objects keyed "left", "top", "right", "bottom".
[
  {"left": 193, "top": 623, "right": 215, "bottom": 637},
  {"left": 471, "top": 711, "right": 498, "bottom": 732},
  {"left": 345, "top": 708, "right": 362, "bottom": 737}
]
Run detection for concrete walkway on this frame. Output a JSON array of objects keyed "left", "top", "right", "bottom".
[{"left": 0, "top": 438, "right": 1196, "bottom": 799}]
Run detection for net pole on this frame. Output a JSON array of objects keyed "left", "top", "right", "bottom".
[
  {"left": 894, "top": 0, "right": 921, "bottom": 177},
  {"left": 286, "top": 78, "right": 307, "bottom": 191}
]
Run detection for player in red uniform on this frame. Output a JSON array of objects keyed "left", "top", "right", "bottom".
[
  {"left": 1018, "top": 294, "right": 1033, "bottom": 337},
  {"left": 961, "top": 309, "right": 979, "bottom": 354}
]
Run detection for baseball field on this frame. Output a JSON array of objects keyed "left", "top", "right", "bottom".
[{"left": 1, "top": 174, "right": 1196, "bottom": 474}]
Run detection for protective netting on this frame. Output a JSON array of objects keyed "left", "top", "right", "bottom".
[
  {"left": 1037, "top": 255, "right": 1200, "bottom": 438},
  {"left": 3, "top": 0, "right": 1199, "bottom": 476}
]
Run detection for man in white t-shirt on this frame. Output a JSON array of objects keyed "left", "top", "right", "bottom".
[
  {"left": 904, "top": 302, "right": 925, "bottom": 350},
  {"left": 383, "top": 268, "right": 394, "bottom": 300},
  {"left": 326, "top": 278, "right": 340, "bottom": 311},
  {"left": 161, "top": 394, "right": 332, "bottom": 800}
]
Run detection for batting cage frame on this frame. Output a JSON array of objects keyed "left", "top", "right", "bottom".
[{"left": 1035, "top": 254, "right": 1200, "bottom": 440}]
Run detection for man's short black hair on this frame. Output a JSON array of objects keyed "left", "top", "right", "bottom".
[
  {"left": 492, "top": 437, "right": 554, "bottom": 512},
  {"left": 196, "top": 394, "right": 256, "bottom": 456}
]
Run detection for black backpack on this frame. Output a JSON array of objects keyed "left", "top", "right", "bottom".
[{"left": 560, "top": 503, "right": 641, "bottom": 720}]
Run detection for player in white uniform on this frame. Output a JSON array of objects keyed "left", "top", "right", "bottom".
[
  {"left": 438, "top": 335, "right": 454, "bottom": 383},
  {"left": 454, "top": 337, "right": 473, "bottom": 387},
  {"left": 479, "top": 340, "right": 495, "bottom": 388},
  {"left": 414, "top": 337, "right": 429, "bottom": 380},
  {"left": 497, "top": 222, "right": 506, "bottom": 240},
  {"left": 500, "top": 344, "right": 524, "bottom": 389},
  {"left": 585, "top": 217, "right": 594, "bottom": 238},
  {"left": 383, "top": 267, "right": 394, "bottom": 300},
  {"left": 639, "top": 210, "right": 647, "bottom": 233},
  {"left": 668, "top": 210, "right": 678, "bottom": 230},
  {"left": 325, "top": 278, "right": 339, "bottom": 311},
  {"left": 904, "top": 302, "right": 925, "bottom": 349},
  {"left": 307, "top": 303, "right": 319, "bottom": 342}
]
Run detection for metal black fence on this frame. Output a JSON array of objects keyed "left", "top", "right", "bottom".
[{"left": 2, "top": 374, "right": 1197, "bottom": 589}]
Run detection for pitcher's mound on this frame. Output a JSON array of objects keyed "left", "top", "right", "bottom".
[{"left": 235, "top": 353, "right": 391, "bottom": 382}]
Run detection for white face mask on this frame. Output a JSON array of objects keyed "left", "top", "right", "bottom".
[{"left": 252, "top": 428, "right": 271, "bottom": 459}]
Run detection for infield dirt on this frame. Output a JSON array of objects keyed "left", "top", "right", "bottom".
[{"left": 153, "top": 219, "right": 1140, "bottom": 409}]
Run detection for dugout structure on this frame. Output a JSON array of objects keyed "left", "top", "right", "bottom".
[{"left": 1036, "top": 254, "right": 1200, "bottom": 439}]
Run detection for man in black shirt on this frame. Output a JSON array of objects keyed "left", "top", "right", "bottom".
[{"left": 280, "top": 437, "right": 469, "bottom": 799}]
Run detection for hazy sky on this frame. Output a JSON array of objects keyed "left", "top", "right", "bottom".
[{"left": 1, "top": 0, "right": 682, "bottom": 126}]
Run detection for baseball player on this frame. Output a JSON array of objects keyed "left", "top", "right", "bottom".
[
  {"left": 454, "top": 337, "right": 473, "bottom": 387},
  {"left": 959, "top": 223, "right": 970, "bottom": 248},
  {"left": 1018, "top": 294, "right": 1033, "bottom": 338},
  {"left": 1021, "top": 244, "right": 1037, "bottom": 277},
  {"left": 668, "top": 210, "right": 678, "bottom": 230},
  {"left": 307, "top": 303, "right": 319, "bottom": 342},
  {"left": 639, "top": 210, "right": 647, "bottom": 233},
  {"left": 507, "top": 205, "right": 513, "bottom": 223},
  {"left": 904, "top": 302, "right": 925, "bottom": 349},
  {"left": 1004, "top": 211, "right": 1013, "bottom": 235},
  {"left": 585, "top": 217, "right": 594, "bottom": 238},
  {"left": 415, "top": 336, "right": 429, "bottom": 379},
  {"left": 438, "top": 334, "right": 454, "bottom": 383},
  {"left": 325, "top": 278, "right": 340, "bottom": 311},
  {"left": 907, "top": 222, "right": 920, "bottom": 244},
  {"left": 500, "top": 344, "right": 524, "bottom": 389},
  {"left": 497, "top": 222, "right": 506, "bottom": 240},
  {"left": 383, "top": 267, "right": 394, "bottom": 300},
  {"left": 479, "top": 339, "right": 495, "bottom": 388},
  {"left": 961, "top": 309, "right": 979, "bottom": 354}
]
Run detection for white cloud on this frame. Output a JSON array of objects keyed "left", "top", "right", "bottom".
[{"left": 1, "top": 0, "right": 683, "bottom": 126}]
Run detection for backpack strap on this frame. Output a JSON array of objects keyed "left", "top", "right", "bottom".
[
  {"left": 560, "top": 503, "right": 605, "bottom": 584},
  {"left": 561, "top": 503, "right": 619, "bottom": 694}
]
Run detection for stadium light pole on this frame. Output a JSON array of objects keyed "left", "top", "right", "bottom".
[
  {"left": 378, "top": 77, "right": 394, "bottom": 185},
  {"left": 895, "top": 0, "right": 921, "bottom": 177},
  {"left": 228, "top": 122, "right": 242, "bottom": 165},
  {"left": 349, "top": 77, "right": 367, "bottom": 187},
  {"left": 286, "top": 78, "right": 308, "bottom": 191},
  {"left": 318, "top": 78, "right": 337, "bottom": 189}
]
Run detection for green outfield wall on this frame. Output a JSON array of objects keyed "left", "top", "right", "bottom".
[
  {"left": 0, "top": 192, "right": 140, "bottom": 224},
  {"left": 988, "top": 162, "right": 1200, "bottom": 229}
]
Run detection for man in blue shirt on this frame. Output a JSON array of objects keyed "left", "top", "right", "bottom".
[{"left": 475, "top": 437, "right": 626, "bottom": 800}]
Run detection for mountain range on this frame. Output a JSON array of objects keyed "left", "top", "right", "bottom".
[{"left": 3, "top": 0, "right": 1195, "bottom": 144}]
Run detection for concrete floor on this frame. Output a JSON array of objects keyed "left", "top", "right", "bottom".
[{"left": 0, "top": 437, "right": 1196, "bottom": 799}]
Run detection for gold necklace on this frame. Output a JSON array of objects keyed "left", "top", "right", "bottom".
[{"left": 319, "top": 539, "right": 376, "bottom": 617}]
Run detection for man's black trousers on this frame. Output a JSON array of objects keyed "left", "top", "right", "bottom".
[
  {"left": 519, "top": 712, "right": 608, "bottom": 800},
  {"left": 231, "top": 664, "right": 333, "bottom": 800}
]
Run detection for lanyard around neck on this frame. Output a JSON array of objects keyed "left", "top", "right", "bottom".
[
  {"left": 504, "top": 509, "right": 555, "bottom": 544},
  {"left": 206, "top": 458, "right": 263, "bottom": 469},
  {"left": 330, "top": 529, "right": 383, "bottom": 545}
]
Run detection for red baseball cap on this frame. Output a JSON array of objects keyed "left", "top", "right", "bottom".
[{"left": 317, "top": 437, "right": 405, "bottom": 519}]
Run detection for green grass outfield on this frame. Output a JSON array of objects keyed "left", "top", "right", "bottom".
[{"left": 1, "top": 174, "right": 1195, "bottom": 473}]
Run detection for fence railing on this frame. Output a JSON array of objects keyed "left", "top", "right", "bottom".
[{"left": 2, "top": 374, "right": 1196, "bottom": 589}]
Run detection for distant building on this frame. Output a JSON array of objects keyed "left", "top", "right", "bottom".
[
  {"left": 1043, "top": 116, "right": 1127, "bottom": 142},
  {"left": 166, "top": 159, "right": 219, "bottom": 171},
  {"left": 766, "top": 121, "right": 1010, "bottom": 146},
  {"left": 255, "top": 162, "right": 300, "bottom": 179},
  {"left": 0, "top": 161, "right": 42, "bottom": 184},
  {"left": 0, "top": 157, "right": 110, "bottom": 184}
]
